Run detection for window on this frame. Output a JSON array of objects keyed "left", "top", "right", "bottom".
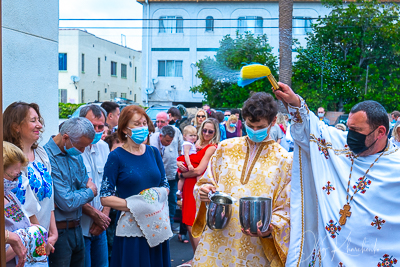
[
  {"left": 159, "top": 16, "right": 183, "bottom": 33},
  {"left": 293, "top": 17, "right": 312, "bottom": 35},
  {"left": 98, "top": 91, "right": 100, "bottom": 101},
  {"left": 134, "top": 94, "right": 137, "bottom": 102},
  {"left": 110, "top": 92, "right": 117, "bottom": 99},
  {"left": 98, "top": 58, "right": 101, "bottom": 75},
  {"left": 158, "top": 60, "right": 183, "bottom": 77},
  {"left": 111, "top": 61, "right": 117, "bottom": 76},
  {"left": 121, "top": 64, "right": 127, "bottom": 78},
  {"left": 121, "top": 93, "right": 127, "bottom": 98},
  {"left": 81, "top": 89, "right": 85, "bottom": 103},
  {"left": 135, "top": 67, "right": 137, "bottom": 82},
  {"left": 206, "top": 16, "right": 214, "bottom": 31},
  {"left": 59, "top": 53, "right": 67, "bottom": 71},
  {"left": 81, "top": 54, "right": 85, "bottom": 73},
  {"left": 238, "top": 16, "right": 263, "bottom": 35},
  {"left": 58, "top": 89, "right": 67, "bottom": 103}
]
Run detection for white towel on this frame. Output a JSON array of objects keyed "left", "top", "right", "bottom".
[{"left": 116, "top": 187, "right": 173, "bottom": 247}]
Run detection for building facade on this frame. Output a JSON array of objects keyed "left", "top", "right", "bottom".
[
  {"left": 58, "top": 29, "right": 142, "bottom": 104},
  {"left": 3, "top": 0, "right": 59, "bottom": 144},
  {"left": 138, "top": 0, "right": 331, "bottom": 107}
]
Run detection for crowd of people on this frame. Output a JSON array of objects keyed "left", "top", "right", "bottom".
[{"left": 3, "top": 82, "right": 400, "bottom": 267}]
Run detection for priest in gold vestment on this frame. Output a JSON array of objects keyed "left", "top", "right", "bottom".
[{"left": 191, "top": 92, "right": 292, "bottom": 267}]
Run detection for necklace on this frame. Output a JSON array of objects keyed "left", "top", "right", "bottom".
[{"left": 339, "top": 150, "right": 386, "bottom": 226}]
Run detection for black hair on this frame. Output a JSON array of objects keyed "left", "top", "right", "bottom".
[
  {"left": 215, "top": 112, "right": 225, "bottom": 123},
  {"left": 167, "top": 107, "right": 182, "bottom": 120},
  {"left": 350, "top": 100, "right": 389, "bottom": 134},
  {"left": 100, "top": 101, "right": 120, "bottom": 115},
  {"left": 242, "top": 92, "right": 278, "bottom": 123},
  {"left": 231, "top": 108, "right": 240, "bottom": 115}
]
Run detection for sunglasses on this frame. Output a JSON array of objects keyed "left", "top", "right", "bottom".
[
  {"left": 202, "top": 129, "right": 215, "bottom": 135},
  {"left": 197, "top": 115, "right": 206, "bottom": 118},
  {"left": 6, "top": 171, "right": 22, "bottom": 181}
]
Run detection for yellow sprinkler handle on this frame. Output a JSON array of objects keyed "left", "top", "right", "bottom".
[{"left": 267, "top": 74, "right": 279, "bottom": 91}]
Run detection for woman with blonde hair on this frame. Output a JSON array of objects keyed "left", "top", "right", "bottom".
[
  {"left": 177, "top": 118, "right": 219, "bottom": 266},
  {"left": 4, "top": 141, "right": 49, "bottom": 266},
  {"left": 225, "top": 115, "right": 241, "bottom": 139},
  {"left": 193, "top": 109, "right": 207, "bottom": 130},
  {"left": 390, "top": 121, "right": 400, "bottom": 146}
]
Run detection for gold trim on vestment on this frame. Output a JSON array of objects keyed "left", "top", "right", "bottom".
[{"left": 296, "top": 146, "right": 305, "bottom": 267}]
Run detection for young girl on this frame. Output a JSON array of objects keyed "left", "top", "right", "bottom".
[{"left": 176, "top": 125, "right": 198, "bottom": 196}]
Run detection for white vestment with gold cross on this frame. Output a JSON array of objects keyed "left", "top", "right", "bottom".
[{"left": 286, "top": 97, "right": 400, "bottom": 267}]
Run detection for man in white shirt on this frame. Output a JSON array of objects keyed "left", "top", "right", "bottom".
[
  {"left": 80, "top": 105, "right": 111, "bottom": 267},
  {"left": 151, "top": 112, "right": 183, "bottom": 229},
  {"left": 100, "top": 101, "right": 120, "bottom": 131}
]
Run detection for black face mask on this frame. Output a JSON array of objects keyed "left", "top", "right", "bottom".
[{"left": 347, "top": 128, "right": 378, "bottom": 154}]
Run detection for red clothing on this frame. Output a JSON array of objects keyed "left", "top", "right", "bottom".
[{"left": 180, "top": 144, "right": 217, "bottom": 226}]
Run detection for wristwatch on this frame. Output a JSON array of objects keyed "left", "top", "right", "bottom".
[{"left": 180, "top": 172, "right": 184, "bottom": 179}]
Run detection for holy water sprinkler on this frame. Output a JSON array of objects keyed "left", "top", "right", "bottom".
[{"left": 238, "top": 64, "right": 279, "bottom": 90}]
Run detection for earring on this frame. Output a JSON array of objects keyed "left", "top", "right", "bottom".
[{"left": 125, "top": 134, "right": 127, "bottom": 137}]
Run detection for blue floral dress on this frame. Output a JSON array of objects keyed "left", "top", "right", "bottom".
[{"left": 12, "top": 146, "right": 54, "bottom": 230}]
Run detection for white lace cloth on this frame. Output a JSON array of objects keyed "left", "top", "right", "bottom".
[{"left": 116, "top": 187, "right": 173, "bottom": 247}]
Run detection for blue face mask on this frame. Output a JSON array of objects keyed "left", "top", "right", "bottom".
[
  {"left": 224, "top": 116, "right": 229, "bottom": 121},
  {"left": 128, "top": 126, "right": 149, "bottom": 144},
  {"left": 91, "top": 131, "right": 104, "bottom": 144},
  {"left": 230, "top": 123, "right": 236, "bottom": 128},
  {"left": 64, "top": 139, "right": 83, "bottom": 156},
  {"left": 245, "top": 124, "right": 270, "bottom": 143}
]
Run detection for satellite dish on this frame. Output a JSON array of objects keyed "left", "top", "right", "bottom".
[
  {"left": 152, "top": 78, "right": 159, "bottom": 85},
  {"left": 71, "top": 76, "right": 80, "bottom": 82},
  {"left": 146, "top": 87, "right": 154, "bottom": 94}
]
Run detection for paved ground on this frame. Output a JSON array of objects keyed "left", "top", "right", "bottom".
[
  {"left": 169, "top": 223, "right": 194, "bottom": 267},
  {"left": 169, "top": 207, "right": 194, "bottom": 267}
]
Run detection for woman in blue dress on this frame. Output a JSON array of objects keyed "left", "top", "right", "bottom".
[{"left": 100, "top": 105, "right": 170, "bottom": 267}]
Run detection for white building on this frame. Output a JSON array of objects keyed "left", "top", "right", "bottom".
[
  {"left": 58, "top": 29, "right": 142, "bottom": 104},
  {"left": 3, "top": 0, "right": 59, "bottom": 143},
  {"left": 138, "top": 0, "right": 331, "bottom": 107}
]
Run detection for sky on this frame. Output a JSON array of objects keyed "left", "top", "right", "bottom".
[{"left": 59, "top": 0, "right": 144, "bottom": 51}]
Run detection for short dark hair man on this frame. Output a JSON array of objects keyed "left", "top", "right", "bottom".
[
  {"left": 79, "top": 105, "right": 111, "bottom": 267},
  {"left": 276, "top": 83, "right": 399, "bottom": 265},
  {"left": 100, "top": 102, "right": 120, "bottom": 129}
]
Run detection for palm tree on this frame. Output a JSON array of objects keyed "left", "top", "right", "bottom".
[{"left": 279, "top": 0, "right": 293, "bottom": 87}]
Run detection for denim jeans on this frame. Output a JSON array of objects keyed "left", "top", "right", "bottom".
[
  {"left": 84, "top": 231, "right": 108, "bottom": 267},
  {"left": 49, "top": 225, "right": 85, "bottom": 267},
  {"left": 168, "top": 177, "right": 178, "bottom": 225}
]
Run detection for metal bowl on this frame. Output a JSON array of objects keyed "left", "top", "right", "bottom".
[
  {"left": 206, "top": 192, "right": 236, "bottom": 230},
  {"left": 239, "top": 197, "right": 272, "bottom": 234}
]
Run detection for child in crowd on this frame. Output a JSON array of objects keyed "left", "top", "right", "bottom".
[{"left": 176, "top": 125, "right": 198, "bottom": 196}]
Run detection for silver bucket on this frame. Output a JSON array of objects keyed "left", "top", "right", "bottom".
[
  {"left": 206, "top": 191, "right": 237, "bottom": 231},
  {"left": 239, "top": 197, "right": 272, "bottom": 234}
]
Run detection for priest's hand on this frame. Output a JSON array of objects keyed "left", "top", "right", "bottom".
[
  {"left": 274, "top": 82, "right": 301, "bottom": 108},
  {"left": 241, "top": 224, "right": 274, "bottom": 238},
  {"left": 199, "top": 184, "right": 216, "bottom": 202}
]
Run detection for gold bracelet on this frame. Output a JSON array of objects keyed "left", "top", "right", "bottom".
[{"left": 5, "top": 230, "right": 9, "bottom": 243}]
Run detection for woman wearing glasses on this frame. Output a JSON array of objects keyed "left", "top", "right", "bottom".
[
  {"left": 3, "top": 102, "right": 58, "bottom": 256},
  {"left": 193, "top": 109, "right": 208, "bottom": 131},
  {"left": 177, "top": 118, "right": 220, "bottom": 265}
]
